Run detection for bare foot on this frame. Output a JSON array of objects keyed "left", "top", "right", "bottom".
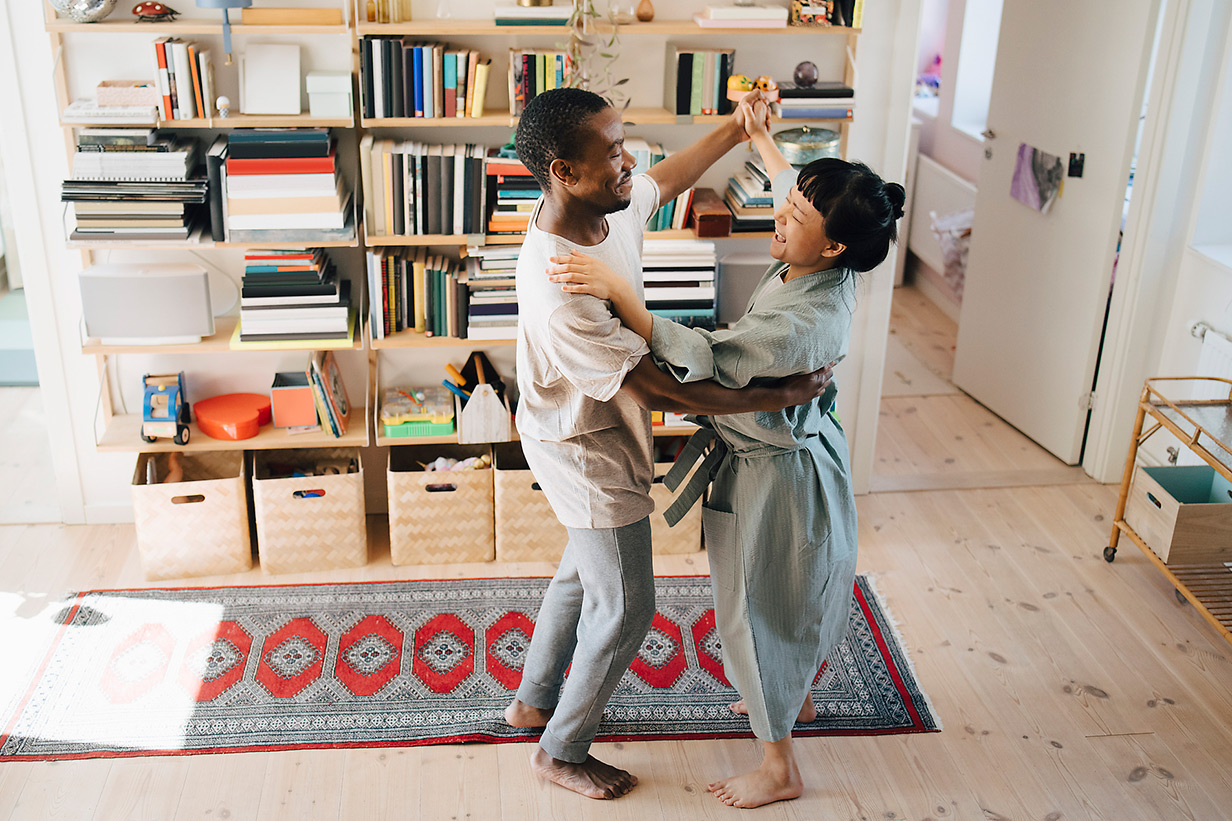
[
  {"left": 708, "top": 758, "right": 803, "bottom": 809},
  {"left": 530, "top": 746, "right": 638, "bottom": 799},
  {"left": 729, "top": 695, "right": 817, "bottom": 724},
  {"left": 505, "top": 698, "right": 553, "bottom": 728}
]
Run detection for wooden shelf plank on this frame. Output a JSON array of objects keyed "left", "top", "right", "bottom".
[
  {"left": 361, "top": 116, "right": 515, "bottom": 128},
  {"left": 371, "top": 331, "right": 515, "bottom": 349},
  {"left": 374, "top": 424, "right": 695, "bottom": 448},
  {"left": 47, "top": 19, "right": 349, "bottom": 34},
  {"left": 365, "top": 229, "right": 708, "bottom": 247},
  {"left": 355, "top": 20, "right": 858, "bottom": 36},
  {"left": 63, "top": 116, "right": 353, "bottom": 129},
  {"left": 354, "top": 111, "right": 842, "bottom": 128},
  {"left": 97, "top": 409, "right": 370, "bottom": 453},
  {"left": 82, "top": 316, "right": 238, "bottom": 355}
]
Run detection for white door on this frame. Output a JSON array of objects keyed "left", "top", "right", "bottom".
[{"left": 952, "top": 0, "right": 1161, "bottom": 464}]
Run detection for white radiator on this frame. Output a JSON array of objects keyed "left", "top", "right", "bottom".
[{"left": 1176, "top": 322, "right": 1232, "bottom": 465}]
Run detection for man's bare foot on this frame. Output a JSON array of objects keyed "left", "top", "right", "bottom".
[
  {"left": 505, "top": 698, "right": 553, "bottom": 728},
  {"left": 708, "top": 758, "right": 803, "bottom": 809},
  {"left": 530, "top": 746, "right": 638, "bottom": 799},
  {"left": 729, "top": 694, "right": 817, "bottom": 724}
]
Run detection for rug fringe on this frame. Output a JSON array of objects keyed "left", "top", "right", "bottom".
[{"left": 859, "top": 573, "right": 944, "bottom": 731}]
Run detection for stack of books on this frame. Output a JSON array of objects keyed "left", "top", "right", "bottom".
[
  {"left": 725, "top": 156, "right": 775, "bottom": 232},
  {"left": 508, "top": 49, "right": 573, "bottom": 116},
  {"left": 773, "top": 81, "right": 855, "bottom": 120},
  {"left": 223, "top": 129, "right": 353, "bottom": 244},
  {"left": 359, "top": 139, "right": 488, "bottom": 237},
  {"left": 366, "top": 248, "right": 466, "bottom": 339},
  {"left": 360, "top": 38, "right": 492, "bottom": 119},
  {"left": 485, "top": 152, "right": 539, "bottom": 235},
  {"left": 693, "top": 4, "right": 788, "bottom": 27},
  {"left": 237, "top": 249, "right": 353, "bottom": 344},
  {"left": 464, "top": 245, "right": 519, "bottom": 341},
  {"left": 643, "top": 239, "right": 718, "bottom": 330},
  {"left": 494, "top": 4, "right": 572, "bottom": 25},
  {"left": 152, "top": 37, "right": 216, "bottom": 120},
  {"left": 63, "top": 128, "right": 205, "bottom": 241},
  {"left": 665, "top": 48, "right": 735, "bottom": 116}
]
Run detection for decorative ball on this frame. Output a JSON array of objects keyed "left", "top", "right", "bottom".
[
  {"left": 793, "top": 61, "right": 819, "bottom": 88},
  {"left": 727, "top": 75, "right": 754, "bottom": 92},
  {"left": 49, "top": 0, "right": 72, "bottom": 13},
  {"left": 64, "top": 0, "right": 118, "bottom": 23}
]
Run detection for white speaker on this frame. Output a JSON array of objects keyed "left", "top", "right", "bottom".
[{"left": 79, "top": 263, "right": 215, "bottom": 345}]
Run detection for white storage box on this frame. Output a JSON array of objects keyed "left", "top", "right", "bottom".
[{"left": 306, "top": 71, "right": 352, "bottom": 118}]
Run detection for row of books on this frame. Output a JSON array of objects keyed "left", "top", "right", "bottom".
[
  {"left": 305, "top": 350, "right": 352, "bottom": 437},
  {"left": 643, "top": 239, "right": 718, "bottom": 330},
  {"left": 464, "top": 245, "right": 518, "bottom": 340},
  {"left": 238, "top": 249, "right": 354, "bottom": 344},
  {"left": 63, "top": 128, "right": 205, "bottom": 241},
  {"left": 359, "top": 139, "right": 489, "bottom": 237},
  {"left": 624, "top": 139, "right": 699, "bottom": 233},
  {"left": 366, "top": 249, "right": 466, "bottom": 339},
  {"left": 485, "top": 153, "right": 537, "bottom": 235},
  {"left": 152, "top": 37, "right": 217, "bottom": 120},
  {"left": 774, "top": 81, "right": 856, "bottom": 119},
  {"left": 208, "top": 129, "right": 353, "bottom": 244},
  {"left": 508, "top": 49, "right": 574, "bottom": 116},
  {"left": 726, "top": 156, "right": 775, "bottom": 232},
  {"left": 666, "top": 48, "right": 736, "bottom": 117},
  {"left": 360, "top": 37, "right": 493, "bottom": 120}
]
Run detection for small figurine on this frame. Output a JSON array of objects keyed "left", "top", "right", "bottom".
[
  {"left": 132, "top": 2, "right": 179, "bottom": 21},
  {"left": 216, "top": 95, "right": 231, "bottom": 118},
  {"left": 755, "top": 75, "right": 780, "bottom": 101},
  {"left": 635, "top": 0, "right": 654, "bottom": 22},
  {"left": 726, "top": 74, "right": 754, "bottom": 102}
]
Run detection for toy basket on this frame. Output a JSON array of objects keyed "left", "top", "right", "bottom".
[
  {"left": 131, "top": 451, "right": 253, "bottom": 580},
  {"left": 388, "top": 445, "right": 495, "bottom": 564},
  {"left": 252, "top": 448, "right": 367, "bottom": 574}
]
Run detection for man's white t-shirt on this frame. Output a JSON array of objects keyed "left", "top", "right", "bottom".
[{"left": 515, "top": 174, "right": 661, "bottom": 529}]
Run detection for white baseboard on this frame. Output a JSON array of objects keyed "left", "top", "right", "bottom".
[
  {"left": 85, "top": 503, "right": 135, "bottom": 525},
  {"left": 907, "top": 256, "right": 962, "bottom": 322}
]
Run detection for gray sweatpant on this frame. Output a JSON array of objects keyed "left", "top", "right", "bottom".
[{"left": 515, "top": 518, "right": 655, "bottom": 763}]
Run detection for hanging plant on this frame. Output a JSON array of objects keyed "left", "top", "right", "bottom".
[{"left": 563, "top": 0, "right": 630, "bottom": 110}]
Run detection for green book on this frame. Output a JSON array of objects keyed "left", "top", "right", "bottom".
[{"left": 689, "top": 51, "right": 704, "bottom": 116}]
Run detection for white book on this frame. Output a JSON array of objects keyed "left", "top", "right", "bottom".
[
  {"left": 493, "top": 5, "right": 572, "bottom": 19},
  {"left": 197, "top": 48, "right": 215, "bottom": 118},
  {"left": 453, "top": 143, "right": 466, "bottom": 235},
  {"left": 169, "top": 41, "right": 196, "bottom": 119},
  {"left": 644, "top": 285, "right": 717, "bottom": 301},
  {"left": 226, "top": 173, "right": 339, "bottom": 194},
  {"left": 240, "top": 43, "right": 301, "bottom": 115},
  {"left": 227, "top": 211, "right": 347, "bottom": 231},
  {"left": 643, "top": 270, "right": 716, "bottom": 283},
  {"left": 371, "top": 39, "right": 384, "bottom": 118},
  {"left": 702, "top": 3, "right": 789, "bottom": 20}
]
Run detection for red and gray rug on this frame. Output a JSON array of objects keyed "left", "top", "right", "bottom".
[{"left": 0, "top": 575, "right": 937, "bottom": 760}]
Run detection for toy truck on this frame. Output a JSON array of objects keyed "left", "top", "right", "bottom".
[{"left": 140, "top": 372, "right": 191, "bottom": 445}]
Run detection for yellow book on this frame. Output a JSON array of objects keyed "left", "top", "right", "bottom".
[
  {"left": 464, "top": 51, "right": 478, "bottom": 118},
  {"left": 412, "top": 247, "right": 427, "bottom": 333},
  {"left": 852, "top": 0, "right": 864, "bottom": 28},
  {"left": 471, "top": 60, "right": 491, "bottom": 118}
]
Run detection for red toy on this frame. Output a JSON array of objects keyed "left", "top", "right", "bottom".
[
  {"left": 132, "top": 2, "right": 180, "bottom": 21},
  {"left": 194, "top": 393, "right": 272, "bottom": 441}
]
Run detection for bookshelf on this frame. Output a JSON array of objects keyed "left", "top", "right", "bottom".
[{"left": 47, "top": 0, "right": 859, "bottom": 458}]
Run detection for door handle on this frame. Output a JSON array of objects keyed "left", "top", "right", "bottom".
[{"left": 981, "top": 129, "right": 996, "bottom": 140}]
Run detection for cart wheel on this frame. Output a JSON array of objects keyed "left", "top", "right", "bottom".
[
  {"left": 140, "top": 433, "right": 156, "bottom": 443},
  {"left": 1103, "top": 546, "right": 1117, "bottom": 562},
  {"left": 1174, "top": 588, "right": 1188, "bottom": 606},
  {"left": 174, "top": 426, "right": 190, "bottom": 446}
]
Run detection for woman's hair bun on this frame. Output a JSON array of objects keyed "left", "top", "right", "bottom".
[{"left": 884, "top": 182, "right": 906, "bottom": 221}]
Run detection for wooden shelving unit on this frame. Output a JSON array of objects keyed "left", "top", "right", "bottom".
[
  {"left": 46, "top": 19, "right": 349, "bottom": 35},
  {"left": 63, "top": 116, "right": 355, "bottom": 130},
  {"left": 355, "top": 20, "right": 859, "bottom": 37}
]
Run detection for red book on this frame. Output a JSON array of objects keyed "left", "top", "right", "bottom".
[
  {"left": 153, "top": 38, "right": 173, "bottom": 121},
  {"left": 225, "top": 150, "right": 337, "bottom": 176}
]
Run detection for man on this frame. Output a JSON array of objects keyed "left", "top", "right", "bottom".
[{"left": 504, "top": 88, "right": 830, "bottom": 800}]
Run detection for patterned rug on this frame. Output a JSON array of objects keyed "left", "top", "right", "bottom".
[{"left": 0, "top": 575, "right": 937, "bottom": 760}]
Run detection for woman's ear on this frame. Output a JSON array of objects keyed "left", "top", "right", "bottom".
[{"left": 822, "top": 239, "right": 847, "bottom": 259}]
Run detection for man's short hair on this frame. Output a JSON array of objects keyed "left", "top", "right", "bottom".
[{"left": 515, "top": 88, "right": 611, "bottom": 191}]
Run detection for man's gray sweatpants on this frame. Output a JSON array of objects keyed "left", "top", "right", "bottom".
[{"left": 515, "top": 518, "right": 655, "bottom": 763}]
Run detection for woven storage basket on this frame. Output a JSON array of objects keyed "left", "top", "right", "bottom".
[
  {"left": 131, "top": 451, "right": 253, "bottom": 580},
  {"left": 493, "top": 443, "right": 569, "bottom": 562},
  {"left": 650, "top": 463, "right": 703, "bottom": 554},
  {"left": 252, "top": 448, "right": 367, "bottom": 574},
  {"left": 388, "top": 445, "right": 495, "bottom": 565}
]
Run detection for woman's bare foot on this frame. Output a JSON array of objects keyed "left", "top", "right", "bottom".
[
  {"left": 505, "top": 698, "right": 553, "bottom": 728},
  {"left": 531, "top": 746, "right": 638, "bottom": 799},
  {"left": 708, "top": 736, "right": 803, "bottom": 809},
  {"left": 729, "top": 694, "right": 817, "bottom": 724}
]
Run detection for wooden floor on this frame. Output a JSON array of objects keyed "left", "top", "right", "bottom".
[{"left": 2, "top": 288, "right": 1230, "bottom": 818}]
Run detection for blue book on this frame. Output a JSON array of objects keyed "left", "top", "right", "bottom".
[
  {"left": 443, "top": 51, "right": 457, "bottom": 116},
  {"left": 412, "top": 46, "right": 424, "bottom": 117},
  {"left": 555, "top": 54, "right": 563, "bottom": 88}
]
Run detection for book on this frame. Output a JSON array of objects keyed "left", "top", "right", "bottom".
[
  {"left": 188, "top": 42, "right": 205, "bottom": 120},
  {"left": 225, "top": 150, "right": 337, "bottom": 175},
  {"left": 312, "top": 350, "right": 351, "bottom": 436},
  {"left": 205, "top": 136, "right": 227, "bottom": 241},
  {"left": 777, "top": 81, "right": 855, "bottom": 99},
  {"left": 197, "top": 48, "right": 215, "bottom": 118},
  {"left": 170, "top": 40, "right": 197, "bottom": 119},
  {"left": 701, "top": 3, "right": 788, "bottom": 20},
  {"left": 153, "top": 37, "right": 173, "bottom": 120},
  {"left": 692, "top": 12, "right": 787, "bottom": 27}
]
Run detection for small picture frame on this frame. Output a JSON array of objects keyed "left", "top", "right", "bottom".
[{"left": 790, "top": 0, "right": 834, "bottom": 27}]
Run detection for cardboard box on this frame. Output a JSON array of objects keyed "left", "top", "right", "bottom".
[
  {"left": 1124, "top": 464, "right": 1232, "bottom": 564},
  {"left": 270, "top": 372, "right": 318, "bottom": 428}
]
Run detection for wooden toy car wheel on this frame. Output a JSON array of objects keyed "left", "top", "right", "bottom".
[
  {"left": 140, "top": 432, "right": 157, "bottom": 443},
  {"left": 174, "top": 426, "right": 190, "bottom": 446}
]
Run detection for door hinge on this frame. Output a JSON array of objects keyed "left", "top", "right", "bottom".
[{"left": 1081, "top": 391, "right": 1097, "bottom": 411}]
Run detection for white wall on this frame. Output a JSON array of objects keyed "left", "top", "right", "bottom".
[
  {"left": 8, "top": 0, "right": 914, "bottom": 522},
  {"left": 913, "top": 0, "right": 983, "bottom": 183}
]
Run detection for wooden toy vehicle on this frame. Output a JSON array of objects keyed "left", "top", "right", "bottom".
[{"left": 141, "top": 372, "right": 191, "bottom": 445}]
